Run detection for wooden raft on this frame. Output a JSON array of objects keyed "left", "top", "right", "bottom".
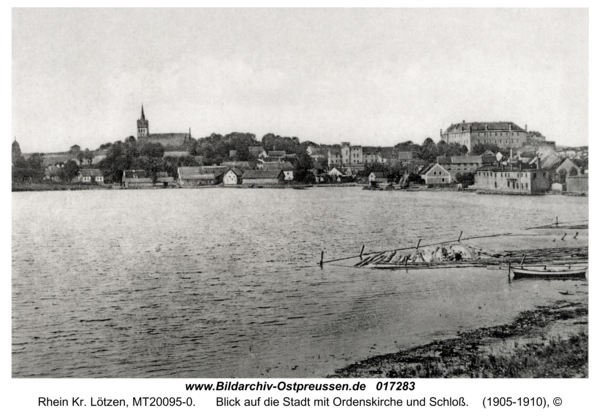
[{"left": 354, "top": 244, "right": 588, "bottom": 270}]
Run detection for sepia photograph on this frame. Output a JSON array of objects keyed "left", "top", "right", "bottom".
[{"left": 11, "top": 7, "right": 589, "bottom": 384}]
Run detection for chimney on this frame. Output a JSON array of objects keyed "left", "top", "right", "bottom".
[{"left": 525, "top": 124, "right": 528, "bottom": 132}]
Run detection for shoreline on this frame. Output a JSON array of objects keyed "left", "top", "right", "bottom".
[
  {"left": 11, "top": 181, "right": 588, "bottom": 196},
  {"left": 329, "top": 298, "right": 588, "bottom": 378}
]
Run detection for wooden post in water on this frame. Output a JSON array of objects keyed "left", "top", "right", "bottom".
[
  {"left": 416, "top": 239, "right": 422, "bottom": 250},
  {"left": 319, "top": 251, "right": 324, "bottom": 268},
  {"left": 359, "top": 245, "right": 365, "bottom": 260},
  {"left": 520, "top": 255, "right": 526, "bottom": 266},
  {"left": 556, "top": 216, "right": 559, "bottom": 227},
  {"left": 458, "top": 231, "right": 463, "bottom": 242},
  {"left": 561, "top": 232, "right": 567, "bottom": 241},
  {"left": 508, "top": 262, "right": 511, "bottom": 282},
  {"left": 574, "top": 232, "right": 578, "bottom": 239}
]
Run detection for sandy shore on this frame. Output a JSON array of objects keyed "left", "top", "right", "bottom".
[{"left": 329, "top": 298, "right": 588, "bottom": 378}]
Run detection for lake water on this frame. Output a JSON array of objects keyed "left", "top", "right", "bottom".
[{"left": 12, "top": 187, "right": 588, "bottom": 377}]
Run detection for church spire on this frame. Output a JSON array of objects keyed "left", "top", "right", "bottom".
[{"left": 137, "top": 104, "right": 149, "bottom": 139}]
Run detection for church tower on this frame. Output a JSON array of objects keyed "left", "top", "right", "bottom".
[{"left": 137, "top": 105, "right": 149, "bottom": 139}]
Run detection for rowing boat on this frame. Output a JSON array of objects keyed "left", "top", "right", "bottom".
[{"left": 510, "top": 264, "right": 587, "bottom": 280}]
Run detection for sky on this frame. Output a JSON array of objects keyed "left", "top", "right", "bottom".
[{"left": 12, "top": 8, "right": 589, "bottom": 153}]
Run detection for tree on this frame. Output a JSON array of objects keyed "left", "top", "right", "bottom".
[
  {"left": 77, "top": 151, "right": 85, "bottom": 165},
  {"left": 27, "top": 153, "right": 45, "bottom": 171},
  {"left": 61, "top": 160, "right": 79, "bottom": 182},
  {"left": 422, "top": 137, "right": 436, "bottom": 149},
  {"left": 140, "top": 142, "right": 165, "bottom": 159},
  {"left": 83, "top": 148, "right": 94, "bottom": 165},
  {"left": 69, "top": 144, "right": 81, "bottom": 156},
  {"left": 293, "top": 150, "right": 314, "bottom": 183}
]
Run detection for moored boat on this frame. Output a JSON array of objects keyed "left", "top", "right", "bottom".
[{"left": 510, "top": 264, "right": 587, "bottom": 280}]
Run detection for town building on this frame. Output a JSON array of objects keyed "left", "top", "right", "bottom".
[
  {"left": 122, "top": 170, "right": 153, "bottom": 188},
  {"left": 223, "top": 168, "right": 243, "bottom": 185},
  {"left": 436, "top": 155, "right": 483, "bottom": 181},
  {"left": 368, "top": 171, "right": 387, "bottom": 186},
  {"left": 328, "top": 167, "right": 352, "bottom": 182},
  {"left": 262, "top": 161, "right": 294, "bottom": 181},
  {"left": 566, "top": 174, "right": 588, "bottom": 194},
  {"left": 327, "top": 147, "right": 342, "bottom": 167},
  {"left": 474, "top": 167, "right": 550, "bottom": 194},
  {"left": 555, "top": 157, "right": 586, "bottom": 178},
  {"left": 420, "top": 163, "right": 452, "bottom": 185},
  {"left": 177, "top": 167, "right": 223, "bottom": 186},
  {"left": 328, "top": 143, "right": 397, "bottom": 167},
  {"left": 78, "top": 169, "right": 104, "bottom": 184},
  {"left": 440, "top": 121, "right": 529, "bottom": 151},
  {"left": 242, "top": 170, "right": 284, "bottom": 185}
]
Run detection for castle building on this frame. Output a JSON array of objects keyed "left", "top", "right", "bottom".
[
  {"left": 440, "top": 121, "right": 529, "bottom": 151},
  {"left": 135, "top": 105, "right": 192, "bottom": 149}
]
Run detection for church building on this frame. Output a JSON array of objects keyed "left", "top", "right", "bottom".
[{"left": 136, "top": 105, "right": 193, "bottom": 149}]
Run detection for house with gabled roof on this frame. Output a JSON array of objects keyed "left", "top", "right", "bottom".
[
  {"left": 122, "top": 170, "right": 153, "bottom": 188},
  {"left": 78, "top": 169, "right": 104, "bottom": 184},
  {"left": 368, "top": 171, "right": 387, "bottom": 185},
  {"left": 178, "top": 166, "right": 223, "bottom": 186},
  {"left": 420, "top": 163, "right": 452, "bottom": 185},
  {"left": 328, "top": 167, "right": 347, "bottom": 182},
  {"left": 242, "top": 169, "right": 284, "bottom": 185},
  {"left": 223, "top": 168, "right": 243, "bottom": 186},
  {"left": 436, "top": 155, "right": 482, "bottom": 180}
]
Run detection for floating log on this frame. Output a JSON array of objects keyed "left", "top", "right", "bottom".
[{"left": 354, "top": 243, "right": 588, "bottom": 270}]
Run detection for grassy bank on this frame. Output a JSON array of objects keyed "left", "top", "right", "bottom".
[{"left": 330, "top": 300, "right": 588, "bottom": 378}]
